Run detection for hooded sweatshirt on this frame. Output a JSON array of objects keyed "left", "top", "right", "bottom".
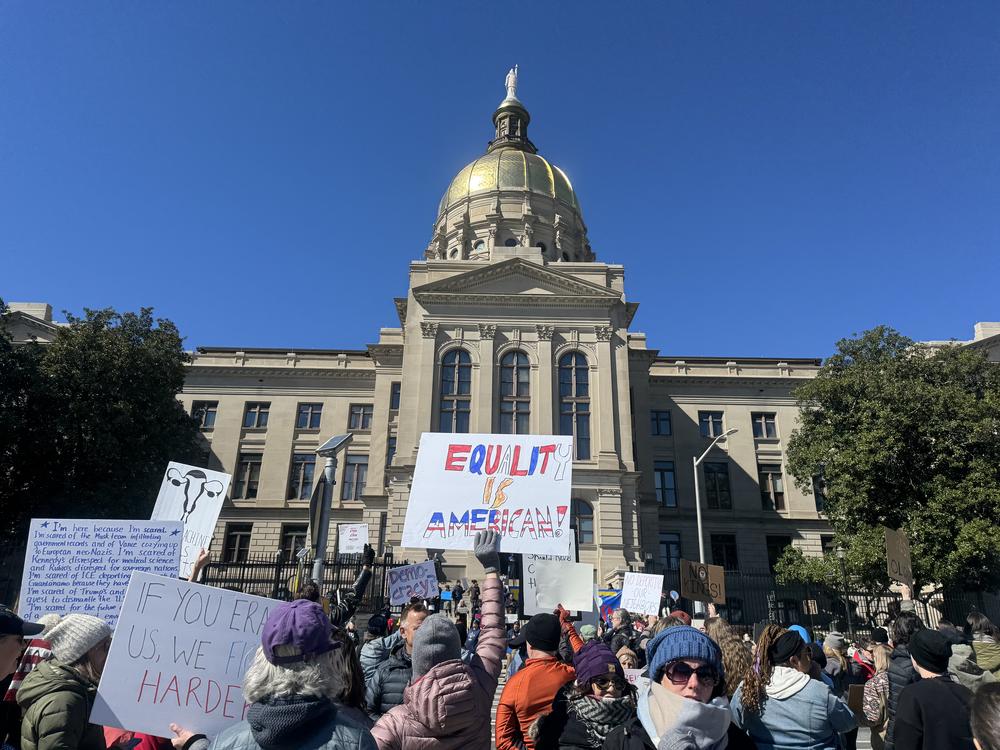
[
  {"left": 949, "top": 643, "right": 997, "bottom": 693},
  {"left": 731, "top": 667, "right": 856, "bottom": 750},
  {"left": 17, "top": 660, "right": 106, "bottom": 750},
  {"left": 972, "top": 639, "right": 1000, "bottom": 678}
]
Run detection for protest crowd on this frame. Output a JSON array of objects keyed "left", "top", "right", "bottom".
[{"left": 3, "top": 528, "right": 1000, "bottom": 750}]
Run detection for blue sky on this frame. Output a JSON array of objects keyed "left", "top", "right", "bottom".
[{"left": 2, "top": 2, "right": 998, "bottom": 357}]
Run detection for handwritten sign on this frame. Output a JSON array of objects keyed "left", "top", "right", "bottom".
[
  {"left": 531, "top": 560, "right": 594, "bottom": 614},
  {"left": 401, "top": 433, "right": 573, "bottom": 554},
  {"left": 91, "top": 573, "right": 277, "bottom": 738},
  {"left": 151, "top": 462, "right": 231, "bottom": 579},
  {"left": 18, "top": 519, "right": 182, "bottom": 627},
  {"left": 522, "top": 536, "right": 576, "bottom": 617},
  {"left": 679, "top": 559, "right": 727, "bottom": 605},
  {"left": 620, "top": 572, "right": 664, "bottom": 616},
  {"left": 885, "top": 528, "right": 913, "bottom": 587},
  {"left": 387, "top": 560, "right": 439, "bottom": 605},
  {"left": 338, "top": 523, "right": 368, "bottom": 554}
]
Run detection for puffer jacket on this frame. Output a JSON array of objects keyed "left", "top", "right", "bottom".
[
  {"left": 362, "top": 631, "right": 403, "bottom": 682},
  {"left": 18, "top": 660, "right": 105, "bottom": 750},
  {"left": 885, "top": 645, "right": 919, "bottom": 750},
  {"left": 972, "top": 639, "right": 1000, "bottom": 678},
  {"left": 366, "top": 640, "right": 413, "bottom": 720},
  {"left": 950, "top": 643, "right": 997, "bottom": 693},
  {"left": 371, "top": 576, "right": 505, "bottom": 749},
  {"left": 198, "top": 695, "right": 375, "bottom": 750}
]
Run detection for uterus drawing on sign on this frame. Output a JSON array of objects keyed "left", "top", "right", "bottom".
[{"left": 168, "top": 467, "right": 225, "bottom": 523}]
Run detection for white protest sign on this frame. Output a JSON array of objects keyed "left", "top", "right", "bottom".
[
  {"left": 338, "top": 523, "right": 368, "bottom": 554},
  {"left": 522, "top": 535, "right": 576, "bottom": 617},
  {"left": 91, "top": 572, "right": 277, "bottom": 738},
  {"left": 151, "top": 462, "right": 231, "bottom": 579},
  {"left": 387, "top": 560, "right": 439, "bottom": 605},
  {"left": 624, "top": 668, "right": 649, "bottom": 692},
  {"left": 533, "top": 560, "right": 594, "bottom": 614},
  {"left": 401, "top": 433, "right": 573, "bottom": 555},
  {"left": 620, "top": 572, "right": 664, "bottom": 617},
  {"left": 19, "top": 519, "right": 182, "bottom": 627}
]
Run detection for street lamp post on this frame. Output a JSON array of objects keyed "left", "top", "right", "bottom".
[
  {"left": 310, "top": 433, "right": 353, "bottom": 584},
  {"left": 836, "top": 544, "right": 854, "bottom": 640},
  {"left": 692, "top": 428, "right": 738, "bottom": 564}
]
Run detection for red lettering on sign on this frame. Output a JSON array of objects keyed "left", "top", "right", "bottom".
[{"left": 444, "top": 444, "right": 471, "bottom": 471}]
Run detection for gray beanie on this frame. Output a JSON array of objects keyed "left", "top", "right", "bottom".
[
  {"left": 411, "top": 613, "right": 461, "bottom": 679},
  {"left": 824, "top": 631, "right": 847, "bottom": 652},
  {"left": 46, "top": 614, "right": 112, "bottom": 664}
]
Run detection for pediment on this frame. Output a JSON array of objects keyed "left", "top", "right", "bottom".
[{"left": 412, "top": 258, "right": 622, "bottom": 308}]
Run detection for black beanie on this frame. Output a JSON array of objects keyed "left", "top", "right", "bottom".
[
  {"left": 769, "top": 631, "right": 806, "bottom": 664},
  {"left": 871, "top": 627, "right": 889, "bottom": 644},
  {"left": 908, "top": 628, "right": 951, "bottom": 674}
]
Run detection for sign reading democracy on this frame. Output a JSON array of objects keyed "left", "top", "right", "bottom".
[
  {"left": 401, "top": 433, "right": 573, "bottom": 554},
  {"left": 338, "top": 523, "right": 368, "bottom": 554},
  {"left": 387, "top": 560, "right": 439, "bottom": 605},
  {"left": 151, "top": 462, "right": 231, "bottom": 579},
  {"left": 620, "top": 572, "right": 664, "bottom": 616},
  {"left": 91, "top": 572, "right": 278, "bottom": 739},
  {"left": 19, "top": 519, "right": 182, "bottom": 627},
  {"left": 679, "top": 559, "right": 727, "bottom": 605}
]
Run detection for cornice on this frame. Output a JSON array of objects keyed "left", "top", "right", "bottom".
[
  {"left": 186, "top": 365, "right": 375, "bottom": 379},
  {"left": 394, "top": 298, "right": 408, "bottom": 327}
]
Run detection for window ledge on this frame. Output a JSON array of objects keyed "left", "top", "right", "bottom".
[{"left": 241, "top": 427, "right": 268, "bottom": 434}]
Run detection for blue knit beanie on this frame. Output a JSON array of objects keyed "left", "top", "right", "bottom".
[{"left": 646, "top": 625, "right": 724, "bottom": 683}]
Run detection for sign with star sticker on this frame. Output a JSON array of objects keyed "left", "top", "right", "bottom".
[{"left": 18, "top": 518, "right": 182, "bottom": 627}]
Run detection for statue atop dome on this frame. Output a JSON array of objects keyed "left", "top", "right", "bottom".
[{"left": 505, "top": 65, "right": 518, "bottom": 100}]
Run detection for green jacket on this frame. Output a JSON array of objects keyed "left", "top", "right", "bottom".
[
  {"left": 17, "top": 660, "right": 106, "bottom": 750},
  {"left": 972, "top": 640, "right": 1000, "bottom": 678}
]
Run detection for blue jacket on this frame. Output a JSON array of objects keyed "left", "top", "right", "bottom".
[{"left": 360, "top": 631, "right": 402, "bottom": 682}]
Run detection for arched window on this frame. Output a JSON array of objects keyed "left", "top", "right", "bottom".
[
  {"left": 499, "top": 350, "right": 530, "bottom": 434},
  {"left": 558, "top": 352, "right": 590, "bottom": 459},
  {"left": 571, "top": 499, "right": 594, "bottom": 544},
  {"left": 439, "top": 350, "right": 471, "bottom": 433}
]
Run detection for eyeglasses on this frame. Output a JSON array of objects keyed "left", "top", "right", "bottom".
[
  {"left": 665, "top": 662, "right": 719, "bottom": 686},
  {"left": 592, "top": 676, "right": 626, "bottom": 690}
]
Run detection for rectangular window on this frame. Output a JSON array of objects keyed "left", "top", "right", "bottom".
[
  {"left": 242, "top": 402, "right": 270, "bottom": 429},
  {"left": 812, "top": 475, "right": 826, "bottom": 513},
  {"left": 295, "top": 403, "right": 323, "bottom": 430},
  {"left": 659, "top": 532, "right": 681, "bottom": 571},
  {"left": 439, "top": 399, "right": 471, "bottom": 434},
  {"left": 821, "top": 534, "right": 836, "bottom": 556},
  {"left": 710, "top": 534, "right": 739, "bottom": 571},
  {"left": 280, "top": 524, "right": 308, "bottom": 558},
  {"left": 654, "top": 461, "right": 677, "bottom": 507},
  {"left": 499, "top": 400, "right": 530, "bottom": 434},
  {"left": 751, "top": 412, "right": 778, "bottom": 439},
  {"left": 766, "top": 535, "right": 793, "bottom": 573},
  {"left": 348, "top": 404, "right": 374, "bottom": 430},
  {"left": 223, "top": 523, "right": 253, "bottom": 563},
  {"left": 389, "top": 382, "right": 401, "bottom": 410},
  {"left": 287, "top": 453, "right": 315, "bottom": 501},
  {"left": 386, "top": 436, "right": 396, "bottom": 467},
  {"left": 758, "top": 463, "right": 785, "bottom": 511},
  {"left": 703, "top": 461, "right": 732, "bottom": 510},
  {"left": 233, "top": 453, "right": 262, "bottom": 499},
  {"left": 698, "top": 411, "right": 724, "bottom": 438},
  {"left": 192, "top": 401, "right": 218, "bottom": 429},
  {"left": 650, "top": 410, "right": 672, "bottom": 436},
  {"left": 341, "top": 455, "right": 368, "bottom": 501}
]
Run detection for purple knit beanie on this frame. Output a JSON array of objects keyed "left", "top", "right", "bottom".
[{"left": 573, "top": 640, "right": 626, "bottom": 687}]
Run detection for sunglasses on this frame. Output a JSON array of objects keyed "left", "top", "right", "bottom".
[
  {"left": 592, "top": 676, "right": 626, "bottom": 690},
  {"left": 665, "top": 662, "right": 719, "bottom": 686}
]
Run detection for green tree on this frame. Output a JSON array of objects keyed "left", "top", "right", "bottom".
[
  {"left": 0, "top": 301, "right": 203, "bottom": 540},
  {"left": 783, "top": 326, "right": 1000, "bottom": 594}
]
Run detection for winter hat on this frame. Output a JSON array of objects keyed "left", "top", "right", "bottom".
[
  {"left": 824, "top": 631, "right": 847, "bottom": 652},
  {"left": 509, "top": 613, "right": 561, "bottom": 652},
  {"left": 616, "top": 646, "right": 639, "bottom": 667},
  {"left": 579, "top": 625, "right": 597, "bottom": 642},
  {"left": 647, "top": 625, "right": 723, "bottom": 683},
  {"left": 574, "top": 641, "right": 625, "bottom": 688},
  {"left": 367, "top": 613, "right": 388, "bottom": 636},
  {"left": 412, "top": 613, "right": 461, "bottom": 678},
  {"left": 0, "top": 607, "right": 44, "bottom": 638},
  {"left": 769, "top": 631, "right": 806, "bottom": 664},
  {"left": 871, "top": 627, "right": 890, "bottom": 644},
  {"left": 788, "top": 624, "right": 812, "bottom": 644},
  {"left": 262, "top": 599, "right": 335, "bottom": 665},
  {"left": 908, "top": 628, "right": 951, "bottom": 674},
  {"left": 46, "top": 614, "right": 112, "bottom": 665},
  {"left": 670, "top": 610, "right": 692, "bottom": 627}
]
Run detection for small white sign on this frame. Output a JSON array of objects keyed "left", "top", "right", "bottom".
[
  {"left": 532, "top": 560, "right": 594, "bottom": 613},
  {"left": 151, "top": 462, "right": 231, "bottom": 578},
  {"left": 338, "top": 523, "right": 368, "bottom": 554},
  {"left": 620, "top": 572, "right": 664, "bottom": 617},
  {"left": 522, "top": 536, "right": 576, "bottom": 617},
  {"left": 18, "top": 519, "right": 182, "bottom": 627},
  {"left": 91, "top": 573, "right": 278, "bottom": 738},
  {"left": 387, "top": 560, "right": 439, "bottom": 605}
]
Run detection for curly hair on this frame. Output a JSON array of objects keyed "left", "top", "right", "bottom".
[
  {"left": 705, "top": 617, "right": 752, "bottom": 699},
  {"left": 738, "top": 624, "right": 786, "bottom": 716}
]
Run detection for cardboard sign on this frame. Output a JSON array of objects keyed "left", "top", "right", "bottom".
[
  {"left": 91, "top": 572, "right": 277, "bottom": 738},
  {"left": 679, "top": 559, "right": 727, "bottom": 605},
  {"left": 151, "top": 462, "right": 231, "bottom": 579},
  {"left": 401, "top": 433, "right": 573, "bottom": 554},
  {"left": 532, "top": 560, "right": 594, "bottom": 613},
  {"left": 847, "top": 684, "right": 865, "bottom": 716},
  {"left": 521, "top": 536, "right": 577, "bottom": 617},
  {"left": 885, "top": 528, "right": 913, "bottom": 587},
  {"left": 338, "top": 523, "right": 368, "bottom": 554},
  {"left": 387, "top": 560, "right": 439, "bottom": 605},
  {"left": 620, "top": 572, "right": 664, "bottom": 616},
  {"left": 18, "top": 519, "right": 182, "bottom": 627}
]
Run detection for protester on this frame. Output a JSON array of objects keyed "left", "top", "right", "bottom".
[
  {"left": 366, "top": 602, "right": 427, "bottom": 720},
  {"left": 704, "top": 616, "right": 752, "bottom": 700},
  {"left": 968, "top": 612, "right": 1000, "bottom": 678},
  {"left": 605, "top": 609, "right": 639, "bottom": 656},
  {"left": 971, "top": 682, "right": 1000, "bottom": 750},
  {"left": 579, "top": 625, "right": 597, "bottom": 644},
  {"left": 731, "top": 628, "right": 856, "bottom": 750},
  {"left": 454, "top": 613, "right": 468, "bottom": 647},
  {"left": 669, "top": 610, "right": 692, "bottom": 627},
  {"left": 345, "top": 618, "right": 360, "bottom": 647},
  {"left": 371, "top": 531, "right": 504, "bottom": 749},
  {"left": 893, "top": 628, "right": 975, "bottom": 749},
  {"left": 18, "top": 614, "right": 113, "bottom": 750},
  {"left": 330, "top": 627, "right": 374, "bottom": 729},
  {"left": 604, "top": 625, "right": 755, "bottom": 749},
  {"left": 616, "top": 647, "right": 640, "bottom": 671},
  {"left": 822, "top": 631, "right": 863, "bottom": 750},
  {"left": 296, "top": 580, "right": 321, "bottom": 602},
  {"left": 884, "top": 610, "right": 924, "bottom": 750},
  {"left": 496, "top": 607, "right": 584, "bottom": 750},
  {"left": 468, "top": 579, "right": 481, "bottom": 613},
  {"left": 851, "top": 638, "right": 877, "bottom": 681},
  {"left": 465, "top": 614, "right": 482, "bottom": 652},
  {"left": 328, "top": 544, "right": 377, "bottom": 628},
  {"left": 452, "top": 580, "right": 464, "bottom": 609},
  {"left": 861, "top": 642, "right": 892, "bottom": 750},
  {"left": 530, "top": 641, "right": 637, "bottom": 749},
  {"left": 2, "top": 611, "right": 53, "bottom": 699},
  {"left": 940, "top": 624, "right": 997, "bottom": 693}
]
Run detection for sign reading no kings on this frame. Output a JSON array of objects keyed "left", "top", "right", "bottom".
[
  {"left": 401, "top": 433, "right": 573, "bottom": 554},
  {"left": 679, "top": 560, "right": 726, "bottom": 605}
]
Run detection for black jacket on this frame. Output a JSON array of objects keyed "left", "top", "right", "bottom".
[
  {"left": 602, "top": 715, "right": 756, "bottom": 750},
  {"left": 605, "top": 626, "right": 638, "bottom": 657},
  {"left": 893, "top": 675, "right": 974, "bottom": 750},
  {"left": 330, "top": 567, "right": 371, "bottom": 627},
  {"left": 885, "top": 644, "right": 920, "bottom": 750},
  {"left": 364, "top": 639, "right": 412, "bottom": 720}
]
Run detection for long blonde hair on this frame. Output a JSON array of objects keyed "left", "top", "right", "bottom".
[
  {"left": 872, "top": 643, "right": 891, "bottom": 674},
  {"left": 824, "top": 644, "right": 848, "bottom": 672}
]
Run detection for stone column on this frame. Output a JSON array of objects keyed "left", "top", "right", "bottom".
[
  {"left": 595, "top": 326, "right": 618, "bottom": 469},
  {"left": 536, "top": 325, "right": 554, "bottom": 433},
  {"left": 475, "top": 324, "right": 496, "bottom": 432},
  {"left": 410, "top": 321, "right": 439, "bottom": 460}
]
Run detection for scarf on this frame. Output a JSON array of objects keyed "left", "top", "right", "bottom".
[
  {"left": 569, "top": 693, "right": 636, "bottom": 747},
  {"left": 637, "top": 681, "right": 731, "bottom": 750}
]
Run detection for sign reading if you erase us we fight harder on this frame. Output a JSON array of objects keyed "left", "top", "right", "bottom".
[{"left": 401, "top": 433, "right": 573, "bottom": 555}]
